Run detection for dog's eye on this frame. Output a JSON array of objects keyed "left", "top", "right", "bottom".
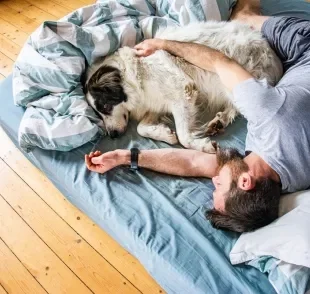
[{"left": 103, "top": 104, "right": 113, "bottom": 113}]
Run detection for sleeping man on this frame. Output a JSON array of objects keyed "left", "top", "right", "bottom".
[{"left": 85, "top": 0, "right": 310, "bottom": 232}]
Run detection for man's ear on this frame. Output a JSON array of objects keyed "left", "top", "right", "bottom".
[{"left": 237, "top": 172, "right": 255, "bottom": 191}]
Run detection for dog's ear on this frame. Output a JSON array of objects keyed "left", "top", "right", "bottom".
[
  {"left": 94, "top": 66, "right": 121, "bottom": 88},
  {"left": 87, "top": 66, "right": 127, "bottom": 105}
]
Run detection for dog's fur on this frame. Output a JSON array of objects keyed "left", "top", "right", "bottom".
[{"left": 86, "top": 21, "right": 283, "bottom": 152}]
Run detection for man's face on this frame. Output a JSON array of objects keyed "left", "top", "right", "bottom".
[
  {"left": 212, "top": 165, "right": 232, "bottom": 211},
  {"left": 212, "top": 148, "right": 248, "bottom": 211}
]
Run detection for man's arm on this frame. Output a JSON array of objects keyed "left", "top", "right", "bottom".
[
  {"left": 134, "top": 39, "right": 253, "bottom": 91},
  {"left": 85, "top": 149, "right": 218, "bottom": 178}
]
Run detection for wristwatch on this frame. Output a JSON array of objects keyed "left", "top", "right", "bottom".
[{"left": 130, "top": 147, "right": 140, "bottom": 171}]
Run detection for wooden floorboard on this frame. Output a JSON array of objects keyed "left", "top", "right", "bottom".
[
  {"left": 0, "top": 18, "right": 29, "bottom": 47},
  {"left": 49, "top": 0, "right": 88, "bottom": 11},
  {"left": 0, "top": 4, "right": 42, "bottom": 34},
  {"left": 1, "top": 0, "right": 58, "bottom": 23},
  {"left": 0, "top": 52, "right": 14, "bottom": 77},
  {"left": 0, "top": 238, "right": 47, "bottom": 294},
  {"left": 24, "top": 0, "right": 71, "bottom": 19},
  {"left": 0, "top": 35, "right": 21, "bottom": 61},
  {"left": 0, "top": 283, "right": 8, "bottom": 294},
  {"left": 79, "top": 0, "right": 96, "bottom": 5},
  {"left": 0, "top": 195, "right": 92, "bottom": 294}
]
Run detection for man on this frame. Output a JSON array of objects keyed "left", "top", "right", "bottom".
[{"left": 85, "top": 1, "right": 310, "bottom": 232}]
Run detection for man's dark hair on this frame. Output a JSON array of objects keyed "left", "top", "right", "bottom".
[{"left": 206, "top": 178, "right": 281, "bottom": 232}]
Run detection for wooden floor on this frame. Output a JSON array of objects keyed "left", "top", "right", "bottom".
[{"left": 0, "top": 0, "right": 163, "bottom": 293}]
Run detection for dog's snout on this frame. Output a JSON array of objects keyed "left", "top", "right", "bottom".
[{"left": 109, "top": 130, "right": 120, "bottom": 139}]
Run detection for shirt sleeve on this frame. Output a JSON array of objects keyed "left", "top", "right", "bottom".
[{"left": 232, "top": 78, "right": 285, "bottom": 125}]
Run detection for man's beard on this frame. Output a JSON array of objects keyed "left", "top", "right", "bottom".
[{"left": 216, "top": 147, "right": 249, "bottom": 182}]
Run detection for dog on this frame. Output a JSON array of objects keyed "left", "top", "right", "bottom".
[{"left": 85, "top": 21, "right": 283, "bottom": 153}]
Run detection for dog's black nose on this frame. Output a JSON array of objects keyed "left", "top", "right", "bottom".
[{"left": 109, "top": 130, "right": 120, "bottom": 139}]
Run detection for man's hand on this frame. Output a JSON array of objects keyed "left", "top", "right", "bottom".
[
  {"left": 85, "top": 150, "right": 129, "bottom": 174},
  {"left": 134, "top": 39, "right": 165, "bottom": 57}
]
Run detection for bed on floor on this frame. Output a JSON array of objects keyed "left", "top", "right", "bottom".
[
  {"left": 1, "top": 0, "right": 310, "bottom": 293},
  {"left": 1, "top": 75, "right": 274, "bottom": 293}
]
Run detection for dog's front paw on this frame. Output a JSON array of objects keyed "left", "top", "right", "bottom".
[
  {"left": 185, "top": 137, "right": 217, "bottom": 153},
  {"left": 138, "top": 123, "right": 179, "bottom": 145},
  {"left": 162, "top": 126, "right": 179, "bottom": 145},
  {"left": 201, "top": 139, "right": 217, "bottom": 153},
  {"left": 166, "top": 134, "right": 179, "bottom": 145}
]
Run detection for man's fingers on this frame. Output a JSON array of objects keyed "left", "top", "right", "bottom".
[
  {"left": 88, "top": 150, "right": 102, "bottom": 159},
  {"left": 91, "top": 155, "right": 103, "bottom": 164},
  {"left": 85, "top": 155, "right": 100, "bottom": 172},
  {"left": 85, "top": 154, "right": 92, "bottom": 169},
  {"left": 134, "top": 42, "right": 144, "bottom": 50},
  {"left": 134, "top": 49, "right": 146, "bottom": 57}
]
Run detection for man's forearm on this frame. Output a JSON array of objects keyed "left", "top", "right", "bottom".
[
  {"left": 160, "top": 40, "right": 253, "bottom": 91},
  {"left": 118, "top": 148, "right": 217, "bottom": 178},
  {"left": 161, "top": 40, "right": 225, "bottom": 73}
]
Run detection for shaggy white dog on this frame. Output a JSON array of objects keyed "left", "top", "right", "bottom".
[{"left": 86, "top": 21, "right": 283, "bottom": 153}]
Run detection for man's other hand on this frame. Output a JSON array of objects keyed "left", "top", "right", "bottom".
[{"left": 85, "top": 150, "right": 129, "bottom": 174}]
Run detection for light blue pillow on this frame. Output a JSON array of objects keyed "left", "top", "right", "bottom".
[{"left": 261, "top": 0, "right": 310, "bottom": 20}]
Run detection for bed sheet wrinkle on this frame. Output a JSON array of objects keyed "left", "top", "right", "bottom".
[{"left": 189, "top": 186, "right": 214, "bottom": 207}]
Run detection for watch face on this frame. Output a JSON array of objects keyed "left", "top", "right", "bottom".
[{"left": 130, "top": 148, "right": 139, "bottom": 171}]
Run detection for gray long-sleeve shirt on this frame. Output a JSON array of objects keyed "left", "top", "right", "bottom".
[{"left": 233, "top": 16, "right": 310, "bottom": 192}]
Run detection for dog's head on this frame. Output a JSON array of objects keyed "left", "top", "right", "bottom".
[{"left": 86, "top": 65, "right": 129, "bottom": 138}]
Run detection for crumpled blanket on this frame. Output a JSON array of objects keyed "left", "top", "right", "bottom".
[{"left": 12, "top": 0, "right": 235, "bottom": 152}]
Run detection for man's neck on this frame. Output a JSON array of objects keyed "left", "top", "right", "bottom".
[{"left": 244, "top": 152, "right": 281, "bottom": 183}]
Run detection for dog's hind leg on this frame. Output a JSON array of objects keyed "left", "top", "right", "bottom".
[
  {"left": 205, "top": 107, "right": 239, "bottom": 136},
  {"left": 172, "top": 84, "right": 217, "bottom": 153},
  {"left": 137, "top": 113, "right": 179, "bottom": 145}
]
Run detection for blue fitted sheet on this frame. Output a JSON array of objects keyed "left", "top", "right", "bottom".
[{"left": 0, "top": 76, "right": 276, "bottom": 293}]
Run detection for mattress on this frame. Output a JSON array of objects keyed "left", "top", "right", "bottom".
[{"left": 0, "top": 75, "right": 275, "bottom": 293}]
